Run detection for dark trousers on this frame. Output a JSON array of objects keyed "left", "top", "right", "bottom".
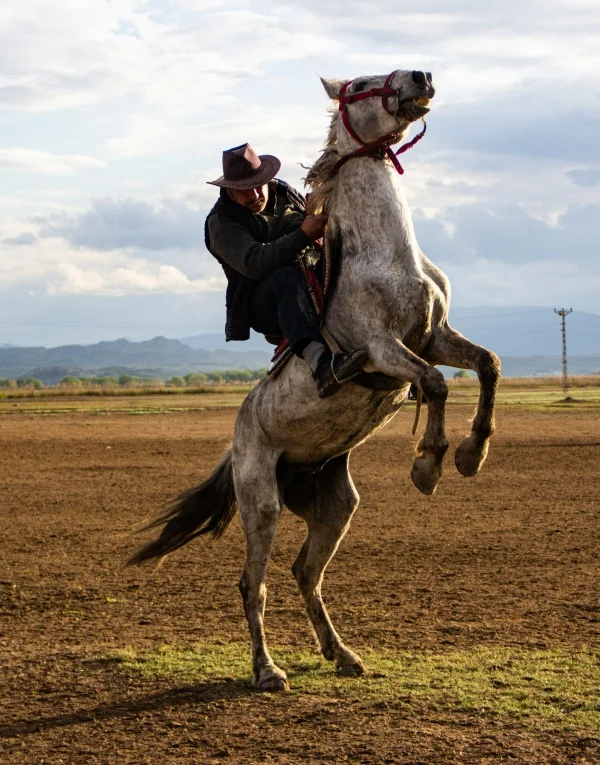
[{"left": 250, "top": 266, "right": 321, "bottom": 355}]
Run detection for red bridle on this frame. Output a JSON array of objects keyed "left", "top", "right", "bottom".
[{"left": 333, "top": 70, "right": 427, "bottom": 176}]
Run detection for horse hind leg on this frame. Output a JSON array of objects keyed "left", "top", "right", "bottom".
[
  {"left": 284, "top": 453, "right": 364, "bottom": 676},
  {"left": 410, "top": 365, "right": 449, "bottom": 494},
  {"left": 234, "top": 439, "right": 288, "bottom": 692},
  {"left": 454, "top": 351, "right": 500, "bottom": 476}
]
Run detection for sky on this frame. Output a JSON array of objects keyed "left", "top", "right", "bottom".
[{"left": 1, "top": 0, "right": 599, "bottom": 347}]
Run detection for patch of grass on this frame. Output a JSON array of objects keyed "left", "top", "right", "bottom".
[
  {"left": 0, "top": 392, "right": 248, "bottom": 415},
  {"left": 0, "top": 384, "right": 256, "bottom": 400},
  {"left": 2, "top": 383, "right": 598, "bottom": 415},
  {"left": 450, "top": 374, "right": 600, "bottom": 389},
  {"left": 110, "top": 642, "right": 600, "bottom": 731},
  {"left": 447, "top": 385, "right": 600, "bottom": 407}
]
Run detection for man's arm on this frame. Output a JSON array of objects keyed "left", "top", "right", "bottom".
[
  {"left": 208, "top": 214, "right": 328, "bottom": 281},
  {"left": 209, "top": 215, "right": 311, "bottom": 281}
]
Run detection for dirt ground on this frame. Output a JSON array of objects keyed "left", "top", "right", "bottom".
[{"left": 1, "top": 401, "right": 599, "bottom": 764}]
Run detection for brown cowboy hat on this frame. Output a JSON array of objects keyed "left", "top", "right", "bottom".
[{"left": 207, "top": 143, "right": 281, "bottom": 190}]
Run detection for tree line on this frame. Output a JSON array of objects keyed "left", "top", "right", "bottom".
[{"left": 0, "top": 370, "right": 268, "bottom": 389}]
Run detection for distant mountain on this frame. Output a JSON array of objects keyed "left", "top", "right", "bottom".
[
  {"left": 181, "top": 308, "right": 600, "bottom": 358},
  {"left": 180, "top": 331, "right": 273, "bottom": 353},
  {"left": 498, "top": 355, "right": 600, "bottom": 377},
  {"left": 1, "top": 306, "right": 599, "bottom": 385},
  {"left": 0, "top": 336, "right": 272, "bottom": 384},
  {"left": 448, "top": 307, "right": 600, "bottom": 357},
  {"left": 439, "top": 355, "right": 600, "bottom": 379}
]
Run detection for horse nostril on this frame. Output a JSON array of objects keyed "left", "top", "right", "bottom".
[{"left": 412, "top": 70, "right": 426, "bottom": 87}]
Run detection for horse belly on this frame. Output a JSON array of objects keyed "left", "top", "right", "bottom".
[{"left": 243, "top": 373, "right": 407, "bottom": 464}]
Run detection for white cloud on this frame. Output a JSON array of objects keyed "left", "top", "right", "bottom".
[
  {"left": 169, "top": 0, "right": 248, "bottom": 9},
  {"left": 40, "top": 197, "right": 203, "bottom": 251},
  {"left": 0, "top": 231, "right": 224, "bottom": 296},
  {"left": 0, "top": 0, "right": 150, "bottom": 111},
  {"left": 2, "top": 231, "right": 38, "bottom": 246},
  {"left": 0, "top": 148, "right": 106, "bottom": 175},
  {"left": 0, "top": 1, "right": 336, "bottom": 116},
  {"left": 1, "top": 0, "right": 600, "bottom": 335},
  {"left": 403, "top": 151, "right": 600, "bottom": 221},
  {"left": 47, "top": 262, "right": 224, "bottom": 296},
  {"left": 0, "top": 237, "right": 65, "bottom": 285},
  {"left": 443, "top": 257, "right": 600, "bottom": 312},
  {"left": 567, "top": 168, "right": 600, "bottom": 188}
]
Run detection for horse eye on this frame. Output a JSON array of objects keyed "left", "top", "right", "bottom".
[{"left": 353, "top": 80, "right": 367, "bottom": 92}]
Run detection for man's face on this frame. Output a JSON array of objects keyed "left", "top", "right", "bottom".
[{"left": 228, "top": 183, "right": 269, "bottom": 214}]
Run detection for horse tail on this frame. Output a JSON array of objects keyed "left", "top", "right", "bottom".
[{"left": 127, "top": 450, "right": 236, "bottom": 566}]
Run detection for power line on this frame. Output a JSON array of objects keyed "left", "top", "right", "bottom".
[
  {"left": 459, "top": 328, "right": 557, "bottom": 336},
  {"left": 452, "top": 308, "right": 554, "bottom": 321},
  {"left": 455, "top": 308, "right": 599, "bottom": 322},
  {"left": 0, "top": 307, "right": 598, "bottom": 333},
  {"left": 0, "top": 319, "right": 206, "bottom": 330},
  {"left": 0, "top": 307, "right": 560, "bottom": 331}
]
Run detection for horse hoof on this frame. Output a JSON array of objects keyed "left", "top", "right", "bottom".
[
  {"left": 411, "top": 454, "right": 441, "bottom": 495},
  {"left": 455, "top": 435, "right": 489, "bottom": 477},
  {"left": 336, "top": 661, "right": 365, "bottom": 677},
  {"left": 256, "top": 668, "right": 289, "bottom": 693}
]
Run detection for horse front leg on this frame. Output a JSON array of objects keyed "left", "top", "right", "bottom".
[
  {"left": 367, "top": 339, "right": 449, "bottom": 494},
  {"left": 427, "top": 327, "right": 501, "bottom": 477}
]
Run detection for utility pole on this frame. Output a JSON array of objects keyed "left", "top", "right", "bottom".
[{"left": 554, "top": 308, "right": 573, "bottom": 396}]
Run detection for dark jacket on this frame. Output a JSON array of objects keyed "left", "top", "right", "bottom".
[{"left": 205, "top": 180, "right": 310, "bottom": 341}]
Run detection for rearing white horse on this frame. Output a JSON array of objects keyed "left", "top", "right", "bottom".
[{"left": 129, "top": 68, "right": 501, "bottom": 692}]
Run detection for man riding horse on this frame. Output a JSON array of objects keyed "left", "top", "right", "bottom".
[
  {"left": 132, "top": 69, "right": 501, "bottom": 693},
  {"left": 204, "top": 142, "right": 367, "bottom": 397}
]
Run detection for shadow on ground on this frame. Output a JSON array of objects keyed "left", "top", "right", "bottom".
[{"left": 0, "top": 677, "right": 256, "bottom": 740}]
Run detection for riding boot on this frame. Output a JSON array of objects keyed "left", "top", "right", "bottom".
[{"left": 313, "top": 348, "right": 368, "bottom": 398}]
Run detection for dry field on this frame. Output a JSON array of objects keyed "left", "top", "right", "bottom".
[{"left": 1, "top": 384, "right": 599, "bottom": 764}]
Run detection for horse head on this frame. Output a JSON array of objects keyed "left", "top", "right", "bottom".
[{"left": 321, "top": 69, "right": 435, "bottom": 155}]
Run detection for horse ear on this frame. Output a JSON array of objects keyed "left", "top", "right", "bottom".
[{"left": 320, "top": 77, "right": 345, "bottom": 101}]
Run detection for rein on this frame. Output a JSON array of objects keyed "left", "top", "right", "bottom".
[{"left": 333, "top": 70, "right": 427, "bottom": 176}]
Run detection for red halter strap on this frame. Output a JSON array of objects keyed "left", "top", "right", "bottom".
[
  {"left": 338, "top": 70, "right": 398, "bottom": 144},
  {"left": 334, "top": 70, "right": 426, "bottom": 176},
  {"left": 386, "top": 121, "right": 427, "bottom": 174}
]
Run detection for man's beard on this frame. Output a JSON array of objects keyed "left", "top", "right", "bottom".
[{"left": 247, "top": 198, "right": 266, "bottom": 213}]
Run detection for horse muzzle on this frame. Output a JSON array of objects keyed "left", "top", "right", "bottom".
[
  {"left": 397, "top": 71, "right": 435, "bottom": 120},
  {"left": 409, "top": 71, "right": 435, "bottom": 99},
  {"left": 398, "top": 96, "right": 432, "bottom": 121}
]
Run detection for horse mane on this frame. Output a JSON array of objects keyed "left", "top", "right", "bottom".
[{"left": 304, "top": 109, "right": 340, "bottom": 215}]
